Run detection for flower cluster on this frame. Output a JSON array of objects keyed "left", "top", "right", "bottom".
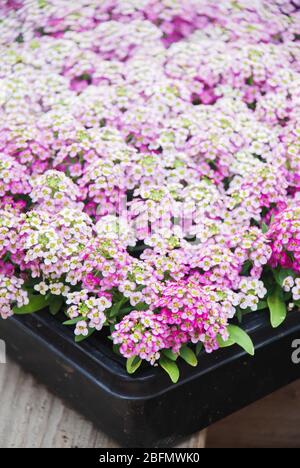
[
  {"left": 0, "top": 275, "right": 28, "bottom": 319},
  {"left": 30, "top": 170, "right": 81, "bottom": 211},
  {"left": 283, "top": 277, "right": 300, "bottom": 303},
  {"left": 66, "top": 290, "right": 111, "bottom": 334},
  {"left": 77, "top": 237, "right": 134, "bottom": 293},
  {"left": 0, "top": 154, "right": 30, "bottom": 198},
  {"left": 0, "top": 209, "right": 20, "bottom": 257},
  {"left": 236, "top": 278, "right": 267, "bottom": 312},
  {"left": 0, "top": 1, "right": 300, "bottom": 377},
  {"left": 112, "top": 310, "right": 169, "bottom": 364},
  {"left": 268, "top": 206, "right": 300, "bottom": 273},
  {"left": 19, "top": 208, "right": 93, "bottom": 281},
  {"left": 151, "top": 279, "right": 233, "bottom": 354}
]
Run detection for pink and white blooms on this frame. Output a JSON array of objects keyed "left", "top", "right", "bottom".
[
  {"left": 282, "top": 277, "right": 300, "bottom": 302},
  {"left": 66, "top": 291, "right": 111, "bottom": 334},
  {"left": 1, "top": 1, "right": 300, "bottom": 380},
  {"left": 0, "top": 275, "right": 28, "bottom": 319},
  {"left": 268, "top": 205, "right": 300, "bottom": 273},
  {"left": 30, "top": 170, "right": 80, "bottom": 211},
  {"left": 112, "top": 310, "right": 168, "bottom": 364}
]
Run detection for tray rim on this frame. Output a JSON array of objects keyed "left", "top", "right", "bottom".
[{"left": 3, "top": 308, "right": 300, "bottom": 399}]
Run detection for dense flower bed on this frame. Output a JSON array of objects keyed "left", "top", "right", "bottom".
[{"left": 0, "top": 1, "right": 300, "bottom": 381}]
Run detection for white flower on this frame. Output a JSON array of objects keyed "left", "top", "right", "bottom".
[
  {"left": 34, "top": 282, "right": 49, "bottom": 296},
  {"left": 130, "top": 291, "right": 143, "bottom": 307},
  {"left": 75, "top": 321, "right": 89, "bottom": 337},
  {"left": 50, "top": 283, "right": 64, "bottom": 295},
  {"left": 283, "top": 276, "right": 294, "bottom": 292}
]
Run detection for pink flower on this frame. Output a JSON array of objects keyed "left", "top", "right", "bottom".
[{"left": 268, "top": 205, "right": 300, "bottom": 273}]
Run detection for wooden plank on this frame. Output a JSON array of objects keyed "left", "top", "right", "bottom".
[
  {"left": 207, "top": 379, "right": 300, "bottom": 448},
  {"left": 0, "top": 359, "right": 206, "bottom": 448},
  {"left": 176, "top": 432, "right": 207, "bottom": 449},
  {"left": 0, "top": 358, "right": 118, "bottom": 448}
]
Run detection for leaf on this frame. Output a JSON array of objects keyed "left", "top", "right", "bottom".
[
  {"left": 113, "top": 344, "right": 122, "bottom": 356},
  {"left": 108, "top": 296, "right": 132, "bottom": 319},
  {"left": 49, "top": 296, "right": 64, "bottom": 316},
  {"left": 227, "top": 324, "right": 255, "bottom": 356},
  {"left": 63, "top": 317, "right": 83, "bottom": 326},
  {"left": 241, "top": 260, "right": 252, "bottom": 276},
  {"left": 13, "top": 294, "right": 50, "bottom": 315},
  {"left": 263, "top": 272, "right": 277, "bottom": 296},
  {"left": 159, "top": 356, "right": 180, "bottom": 384},
  {"left": 195, "top": 342, "right": 203, "bottom": 356},
  {"left": 217, "top": 335, "right": 235, "bottom": 348},
  {"left": 75, "top": 328, "right": 95, "bottom": 343},
  {"left": 237, "top": 308, "right": 243, "bottom": 324},
  {"left": 261, "top": 222, "right": 269, "bottom": 234},
  {"left": 162, "top": 349, "right": 178, "bottom": 361},
  {"left": 119, "top": 307, "right": 133, "bottom": 315},
  {"left": 126, "top": 356, "right": 142, "bottom": 375},
  {"left": 179, "top": 345, "right": 198, "bottom": 367},
  {"left": 134, "top": 302, "right": 149, "bottom": 311},
  {"left": 267, "top": 287, "right": 287, "bottom": 328},
  {"left": 256, "top": 300, "right": 268, "bottom": 311},
  {"left": 108, "top": 297, "right": 128, "bottom": 318},
  {"left": 38, "top": 0, "right": 48, "bottom": 8}
]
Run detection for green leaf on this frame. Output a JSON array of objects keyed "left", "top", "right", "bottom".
[
  {"left": 195, "top": 342, "right": 203, "bottom": 356},
  {"left": 267, "top": 287, "right": 287, "bottom": 328},
  {"left": 126, "top": 356, "right": 142, "bottom": 375},
  {"left": 263, "top": 272, "right": 277, "bottom": 295},
  {"left": 227, "top": 324, "right": 255, "bottom": 356},
  {"left": 162, "top": 349, "right": 178, "bottom": 361},
  {"left": 217, "top": 335, "right": 235, "bottom": 348},
  {"left": 38, "top": 0, "right": 48, "bottom": 8},
  {"left": 63, "top": 317, "right": 83, "bottom": 326},
  {"left": 159, "top": 356, "right": 180, "bottom": 384},
  {"left": 179, "top": 345, "right": 198, "bottom": 367},
  {"left": 241, "top": 260, "right": 252, "bottom": 276},
  {"left": 75, "top": 328, "right": 95, "bottom": 343},
  {"left": 237, "top": 308, "right": 243, "bottom": 324},
  {"left": 108, "top": 297, "right": 128, "bottom": 318},
  {"left": 261, "top": 222, "right": 269, "bottom": 234},
  {"left": 108, "top": 302, "right": 123, "bottom": 319},
  {"left": 49, "top": 296, "right": 64, "bottom": 316},
  {"left": 113, "top": 344, "right": 122, "bottom": 356},
  {"left": 119, "top": 307, "right": 133, "bottom": 316},
  {"left": 256, "top": 300, "right": 268, "bottom": 311},
  {"left": 134, "top": 302, "right": 149, "bottom": 311},
  {"left": 13, "top": 294, "right": 50, "bottom": 315}
]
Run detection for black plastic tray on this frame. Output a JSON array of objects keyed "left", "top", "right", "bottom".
[{"left": 1, "top": 309, "right": 300, "bottom": 447}]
